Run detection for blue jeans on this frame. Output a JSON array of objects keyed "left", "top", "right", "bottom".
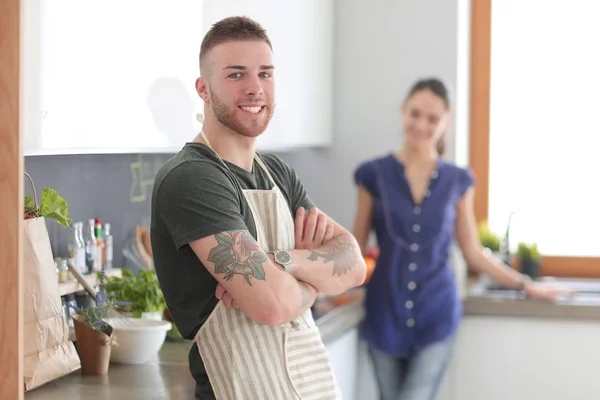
[{"left": 368, "top": 337, "right": 455, "bottom": 400}]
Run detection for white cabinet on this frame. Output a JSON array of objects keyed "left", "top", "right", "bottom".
[
  {"left": 441, "top": 316, "right": 600, "bottom": 400},
  {"left": 355, "top": 339, "right": 380, "bottom": 400},
  {"left": 325, "top": 327, "right": 360, "bottom": 400},
  {"left": 24, "top": 0, "right": 334, "bottom": 156}
]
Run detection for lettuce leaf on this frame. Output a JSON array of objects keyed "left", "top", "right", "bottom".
[
  {"left": 39, "top": 188, "right": 72, "bottom": 228},
  {"left": 24, "top": 188, "right": 72, "bottom": 227}
]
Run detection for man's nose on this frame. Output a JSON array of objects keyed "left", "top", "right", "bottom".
[{"left": 244, "top": 75, "right": 264, "bottom": 97}]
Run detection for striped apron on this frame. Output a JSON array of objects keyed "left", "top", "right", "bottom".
[{"left": 195, "top": 131, "right": 341, "bottom": 400}]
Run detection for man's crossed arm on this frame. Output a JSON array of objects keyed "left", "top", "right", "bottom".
[
  {"left": 289, "top": 206, "right": 366, "bottom": 295},
  {"left": 189, "top": 207, "right": 366, "bottom": 326}
]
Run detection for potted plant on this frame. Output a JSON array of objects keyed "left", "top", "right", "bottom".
[
  {"left": 478, "top": 220, "right": 501, "bottom": 254},
  {"left": 101, "top": 268, "right": 166, "bottom": 320},
  {"left": 517, "top": 241, "right": 542, "bottom": 279},
  {"left": 69, "top": 269, "right": 130, "bottom": 375}
]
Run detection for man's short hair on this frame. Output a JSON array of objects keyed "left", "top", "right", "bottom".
[{"left": 199, "top": 16, "right": 273, "bottom": 77}]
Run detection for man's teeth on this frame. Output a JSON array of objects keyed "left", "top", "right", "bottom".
[{"left": 240, "top": 106, "right": 261, "bottom": 114}]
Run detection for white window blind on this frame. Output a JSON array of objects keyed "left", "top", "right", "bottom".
[{"left": 488, "top": 0, "right": 600, "bottom": 257}]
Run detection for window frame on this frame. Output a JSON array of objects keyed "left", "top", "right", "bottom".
[{"left": 469, "top": 0, "right": 600, "bottom": 278}]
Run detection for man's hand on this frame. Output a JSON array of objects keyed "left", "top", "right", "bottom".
[
  {"left": 295, "top": 207, "right": 335, "bottom": 250},
  {"left": 216, "top": 282, "right": 239, "bottom": 309}
]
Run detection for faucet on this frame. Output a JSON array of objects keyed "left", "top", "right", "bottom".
[{"left": 499, "top": 211, "right": 516, "bottom": 267}]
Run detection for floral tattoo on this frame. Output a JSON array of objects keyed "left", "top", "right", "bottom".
[{"left": 207, "top": 230, "right": 268, "bottom": 286}]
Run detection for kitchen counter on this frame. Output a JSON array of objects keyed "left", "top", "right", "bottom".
[
  {"left": 464, "top": 276, "right": 600, "bottom": 320},
  {"left": 24, "top": 340, "right": 197, "bottom": 400},
  {"left": 23, "top": 295, "right": 366, "bottom": 400},
  {"left": 33, "top": 277, "right": 600, "bottom": 400},
  {"left": 314, "top": 288, "right": 365, "bottom": 343}
]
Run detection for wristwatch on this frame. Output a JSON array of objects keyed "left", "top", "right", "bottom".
[{"left": 273, "top": 250, "right": 293, "bottom": 273}]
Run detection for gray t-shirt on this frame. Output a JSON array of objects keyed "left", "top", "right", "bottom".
[{"left": 150, "top": 142, "right": 314, "bottom": 399}]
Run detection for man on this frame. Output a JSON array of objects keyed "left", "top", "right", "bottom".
[{"left": 151, "top": 16, "right": 366, "bottom": 400}]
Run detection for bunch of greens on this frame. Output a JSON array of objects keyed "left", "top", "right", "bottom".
[
  {"left": 477, "top": 220, "right": 501, "bottom": 252},
  {"left": 101, "top": 269, "right": 166, "bottom": 318},
  {"left": 24, "top": 187, "right": 72, "bottom": 228},
  {"left": 70, "top": 269, "right": 131, "bottom": 333},
  {"left": 517, "top": 242, "right": 541, "bottom": 263}
]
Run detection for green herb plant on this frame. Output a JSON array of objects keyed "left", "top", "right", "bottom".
[
  {"left": 517, "top": 242, "right": 541, "bottom": 263},
  {"left": 477, "top": 220, "right": 501, "bottom": 252},
  {"left": 101, "top": 269, "right": 167, "bottom": 318}
]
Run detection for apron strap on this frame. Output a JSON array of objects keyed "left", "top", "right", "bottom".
[{"left": 200, "top": 130, "right": 277, "bottom": 187}]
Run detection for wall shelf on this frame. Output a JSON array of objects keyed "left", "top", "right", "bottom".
[{"left": 59, "top": 268, "right": 122, "bottom": 296}]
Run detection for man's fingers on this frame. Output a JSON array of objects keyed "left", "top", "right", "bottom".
[
  {"left": 324, "top": 221, "right": 335, "bottom": 243},
  {"left": 295, "top": 207, "right": 306, "bottom": 249},
  {"left": 313, "top": 212, "right": 328, "bottom": 245},
  {"left": 303, "top": 207, "right": 319, "bottom": 243},
  {"left": 215, "top": 283, "right": 226, "bottom": 299},
  {"left": 222, "top": 292, "right": 234, "bottom": 309}
]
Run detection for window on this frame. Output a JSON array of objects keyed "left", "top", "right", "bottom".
[{"left": 470, "top": 0, "right": 600, "bottom": 277}]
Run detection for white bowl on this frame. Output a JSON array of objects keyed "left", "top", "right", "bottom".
[{"left": 106, "top": 317, "right": 172, "bottom": 364}]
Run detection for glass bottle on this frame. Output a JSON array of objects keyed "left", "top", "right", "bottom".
[
  {"left": 68, "top": 222, "right": 86, "bottom": 273},
  {"left": 94, "top": 218, "right": 105, "bottom": 270},
  {"left": 104, "top": 223, "right": 113, "bottom": 269},
  {"left": 85, "top": 219, "right": 97, "bottom": 273}
]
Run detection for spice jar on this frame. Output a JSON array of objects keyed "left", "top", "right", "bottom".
[{"left": 56, "top": 258, "right": 70, "bottom": 283}]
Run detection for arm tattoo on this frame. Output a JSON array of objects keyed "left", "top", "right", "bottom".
[
  {"left": 306, "top": 236, "right": 357, "bottom": 276},
  {"left": 207, "top": 230, "right": 267, "bottom": 286}
]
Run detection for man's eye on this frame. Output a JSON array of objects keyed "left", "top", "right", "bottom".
[
  {"left": 229, "top": 72, "right": 242, "bottom": 79},
  {"left": 259, "top": 72, "right": 272, "bottom": 78}
]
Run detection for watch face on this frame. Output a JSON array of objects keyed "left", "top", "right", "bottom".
[{"left": 276, "top": 251, "right": 291, "bottom": 264}]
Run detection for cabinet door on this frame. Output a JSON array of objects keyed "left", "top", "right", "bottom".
[
  {"left": 28, "top": 0, "right": 333, "bottom": 155},
  {"left": 324, "top": 328, "right": 360, "bottom": 400},
  {"left": 450, "top": 316, "right": 600, "bottom": 400},
  {"left": 355, "top": 339, "right": 380, "bottom": 400},
  {"left": 34, "top": 0, "right": 205, "bottom": 155}
]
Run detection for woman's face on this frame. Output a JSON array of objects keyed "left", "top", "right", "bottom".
[{"left": 401, "top": 89, "right": 449, "bottom": 153}]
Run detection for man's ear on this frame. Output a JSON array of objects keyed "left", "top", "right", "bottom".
[{"left": 195, "top": 77, "right": 210, "bottom": 103}]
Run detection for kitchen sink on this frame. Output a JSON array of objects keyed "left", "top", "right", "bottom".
[{"left": 470, "top": 276, "right": 600, "bottom": 305}]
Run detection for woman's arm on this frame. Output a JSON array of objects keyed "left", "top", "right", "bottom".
[
  {"left": 352, "top": 186, "right": 374, "bottom": 256},
  {"left": 455, "top": 187, "right": 574, "bottom": 301}
]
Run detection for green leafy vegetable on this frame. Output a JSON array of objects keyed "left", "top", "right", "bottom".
[
  {"left": 24, "top": 187, "right": 72, "bottom": 228},
  {"left": 101, "top": 269, "right": 167, "bottom": 318}
]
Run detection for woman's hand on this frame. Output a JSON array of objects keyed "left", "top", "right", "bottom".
[{"left": 524, "top": 282, "right": 575, "bottom": 302}]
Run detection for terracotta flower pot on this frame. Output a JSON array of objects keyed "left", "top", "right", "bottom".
[{"left": 72, "top": 314, "right": 117, "bottom": 375}]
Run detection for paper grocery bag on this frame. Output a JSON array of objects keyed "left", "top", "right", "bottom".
[{"left": 22, "top": 174, "right": 80, "bottom": 391}]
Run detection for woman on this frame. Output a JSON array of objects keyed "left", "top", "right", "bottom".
[{"left": 352, "top": 77, "right": 571, "bottom": 400}]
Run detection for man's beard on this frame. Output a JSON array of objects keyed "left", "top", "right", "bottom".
[{"left": 210, "top": 89, "right": 274, "bottom": 138}]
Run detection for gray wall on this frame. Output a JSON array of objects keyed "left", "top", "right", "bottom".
[
  {"left": 24, "top": 0, "right": 470, "bottom": 270},
  {"left": 291, "top": 0, "right": 469, "bottom": 227},
  {"left": 24, "top": 153, "right": 173, "bottom": 270}
]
